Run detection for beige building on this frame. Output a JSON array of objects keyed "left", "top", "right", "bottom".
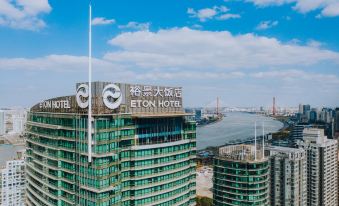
[
  {"left": 298, "top": 128, "right": 338, "bottom": 206},
  {"left": 267, "top": 146, "right": 307, "bottom": 206}
]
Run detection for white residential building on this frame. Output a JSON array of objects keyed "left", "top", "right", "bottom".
[
  {"left": 298, "top": 128, "right": 338, "bottom": 206},
  {"left": 0, "top": 111, "right": 5, "bottom": 135},
  {"left": 267, "top": 146, "right": 307, "bottom": 206},
  {"left": 0, "top": 150, "right": 25, "bottom": 206},
  {"left": 12, "top": 115, "right": 25, "bottom": 134}
]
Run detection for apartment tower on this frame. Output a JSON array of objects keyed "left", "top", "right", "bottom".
[
  {"left": 298, "top": 128, "right": 338, "bottom": 206},
  {"left": 213, "top": 144, "right": 269, "bottom": 206},
  {"left": 267, "top": 146, "right": 307, "bottom": 206}
]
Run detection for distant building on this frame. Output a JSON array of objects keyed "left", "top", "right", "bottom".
[
  {"left": 12, "top": 115, "right": 25, "bottom": 134},
  {"left": 290, "top": 123, "right": 309, "bottom": 147},
  {"left": 335, "top": 108, "right": 339, "bottom": 138},
  {"left": 213, "top": 144, "right": 269, "bottom": 205},
  {"left": 309, "top": 110, "right": 317, "bottom": 123},
  {"left": 298, "top": 128, "right": 338, "bottom": 206},
  {"left": 0, "top": 150, "right": 25, "bottom": 206},
  {"left": 185, "top": 108, "right": 194, "bottom": 114},
  {"left": 0, "top": 111, "right": 5, "bottom": 135},
  {"left": 195, "top": 109, "right": 202, "bottom": 121},
  {"left": 299, "top": 104, "right": 304, "bottom": 114},
  {"left": 267, "top": 146, "right": 307, "bottom": 206},
  {"left": 302, "top": 105, "right": 311, "bottom": 115},
  {"left": 319, "top": 108, "right": 333, "bottom": 124}
]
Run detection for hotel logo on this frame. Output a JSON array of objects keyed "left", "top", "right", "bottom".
[{"left": 76, "top": 83, "right": 123, "bottom": 110}]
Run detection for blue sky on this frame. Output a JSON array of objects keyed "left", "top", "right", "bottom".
[{"left": 0, "top": 0, "right": 339, "bottom": 108}]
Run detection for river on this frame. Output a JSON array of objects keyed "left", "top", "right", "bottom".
[{"left": 196, "top": 112, "right": 284, "bottom": 150}]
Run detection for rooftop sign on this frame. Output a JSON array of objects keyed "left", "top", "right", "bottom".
[{"left": 31, "top": 82, "right": 183, "bottom": 115}]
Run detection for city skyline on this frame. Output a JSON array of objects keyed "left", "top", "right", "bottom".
[{"left": 1, "top": 0, "right": 339, "bottom": 108}]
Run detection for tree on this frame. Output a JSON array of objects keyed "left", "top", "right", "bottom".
[{"left": 196, "top": 196, "right": 212, "bottom": 206}]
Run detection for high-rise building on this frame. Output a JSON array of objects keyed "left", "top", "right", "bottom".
[
  {"left": 194, "top": 109, "right": 202, "bottom": 121},
  {"left": 0, "top": 150, "right": 26, "bottom": 206},
  {"left": 319, "top": 108, "right": 333, "bottom": 124},
  {"left": 290, "top": 123, "right": 309, "bottom": 147},
  {"left": 25, "top": 82, "right": 196, "bottom": 206},
  {"left": 299, "top": 104, "right": 304, "bottom": 114},
  {"left": 213, "top": 144, "right": 269, "bottom": 206},
  {"left": 335, "top": 108, "right": 339, "bottom": 138},
  {"left": 0, "top": 111, "right": 5, "bottom": 135},
  {"left": 309, "top": 110, "right": 318, "bottom": 123},
  {"left": 12, "top": 115, "right": 25, "bottom": 134},
  {"left": 267, "top": 146, "right": 307, "bottom": 206},
  {"left": 298, "top": 128, "right": 338, "bottom": 206},
  {"left": 303, "top": 105, "right": 311, "bottom": 116}
]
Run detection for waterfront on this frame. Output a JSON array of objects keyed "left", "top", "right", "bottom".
[{"left": 197, "top": 112, "right": 283, "bottom": 150}]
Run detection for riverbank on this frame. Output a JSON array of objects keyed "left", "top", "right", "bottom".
[
  {"left": 197, "top": 112, "right": 283, "bottom": 150},
  {"left": 197, "top": 114, "right": 223, "bottom": 127}
]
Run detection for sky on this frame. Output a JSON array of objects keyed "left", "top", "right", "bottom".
[{"left": 0, "top": 0, "right": 339, "bottom": 108}]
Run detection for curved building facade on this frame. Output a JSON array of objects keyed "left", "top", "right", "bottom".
[
  {"left": 25, "top": 82, "right": 196, "bottom": 206},
  {"left": 213, "top": 145, "right": 269, "bottom": 206}
]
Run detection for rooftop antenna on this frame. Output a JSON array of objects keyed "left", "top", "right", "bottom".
[
  {"left": 254, "top": 121, "right": 257, "bottom": 160},
  {"left": 88, "top": 2, "right": 92, "bottom": 163},
  {"left": 273, "top": 97, "right": 276, "bottom": 116},
  {"left": 262, "top": 122, "right": 265, "bottom": 160},
  {"left": 216, "top": 97, "right": 219, "bottom": 115}
]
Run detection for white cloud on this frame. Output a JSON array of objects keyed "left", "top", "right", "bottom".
[
  {"left": 320, "top": 2, "right": 339, "bottom": 17},
  {"left": 1, "top": 26, "right": 338, "bottom": 107},
  {"left": 106, "top": 27, "right": 339, "bottom": 70},
  {"left": 251, "top": 69, "right": 339, "bottom": 84},
  {"left": 92, "top": 17, "right": 115, "bottom": 25},
  {"left": 191, "top": 24, "right": 203, "bottom": 29},
  {"left": 0, "top": 0, "right": 51, "bottom": 30},
  {"left": 256, "top": 20, "right": 278, "bottom": 30},
  {"left": 217, "top": 13, "right": 241, "bottom": 20},
  {"left": 118, "top": 21, "right": 150, "bottom": 31},
  {"left": 307, "top": 39, "right": 323, "bottom": 48},
  {"left": 187, "top": 5, "right": 240, "bottom": 22},
  {"left": 0, "top": 55, "right": 124, "bottom": 72},
  {"left": 135, "top": 71, "right": 245, "bottom": 80},
  {"left": 247, "top": 0, "right": 339, "bottom": 17},
  {"left": 1, "top": 53, "right": 338, "bottom": 107},
  {"left": 0, "top": 54, "right": 246, "bottom": 82}
]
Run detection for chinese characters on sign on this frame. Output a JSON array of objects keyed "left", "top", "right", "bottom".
[
  {"left": 130, "top": 86, "right": 182, "bottom": 98},
  {"left": 129, "top": 85, "right": 182, "bottom": 108}
]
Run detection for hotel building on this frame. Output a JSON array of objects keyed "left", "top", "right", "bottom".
[{"left": 25, "top": 82, "right": 196, "bottom": 206}]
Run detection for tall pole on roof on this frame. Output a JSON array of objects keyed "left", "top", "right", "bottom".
[
  {"left": 254, "top": 121, "right": 257, "bottom": 161},
  {"left": 262, "top": 122, "right": 265, "bottom": 160},
  {"left": 88, "top": 2, "right": 92, "bottom": 163}
]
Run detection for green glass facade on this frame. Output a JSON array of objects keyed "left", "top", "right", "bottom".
[
  {"left": 25, "top": 113, "right": 196, "bottom": 206},
  {"left": 213, "top": 158, "right": 269, "bottom": 206}
]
